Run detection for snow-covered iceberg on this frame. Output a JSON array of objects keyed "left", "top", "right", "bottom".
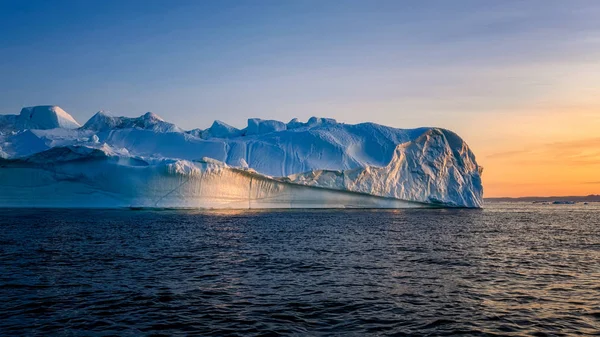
[{"left": 0, "top": 106, "right": 483, "bottom": 208}]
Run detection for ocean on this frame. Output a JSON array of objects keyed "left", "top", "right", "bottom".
[{"left": 1, "top": 202, "right": 599, "bottom": 336}]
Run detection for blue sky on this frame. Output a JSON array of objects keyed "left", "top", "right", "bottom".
[{"left": 0, "top": 0, "right": 597, "bottom": 128}]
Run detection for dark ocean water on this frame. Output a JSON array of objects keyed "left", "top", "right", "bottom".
[{"left": 1, "top": 203, "right": 599, "bottom": 336}]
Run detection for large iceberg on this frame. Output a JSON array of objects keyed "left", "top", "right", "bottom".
[{"left": 0, "top": 106, "right": 483, "bottom": 208}]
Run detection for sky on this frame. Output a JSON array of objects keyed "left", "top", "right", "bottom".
[{"left": 0, "top": 0, "right": 599, "bottom": 197}]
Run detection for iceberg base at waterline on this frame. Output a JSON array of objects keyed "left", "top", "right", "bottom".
[{"left": 0, "top": 149, "right": 428, "bottom": 209}]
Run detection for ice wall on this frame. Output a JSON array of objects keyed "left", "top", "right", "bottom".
[{"left": 0, "top": 151, "right": 427, "bottom": 209}]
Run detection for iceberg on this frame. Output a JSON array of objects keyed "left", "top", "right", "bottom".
[{"left": 0, "top": 106, "right": 483, "bottom": 209}]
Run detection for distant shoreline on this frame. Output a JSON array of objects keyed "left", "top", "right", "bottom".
[{"left": 485, "top": 195, "right": 600, "bottom": 202}]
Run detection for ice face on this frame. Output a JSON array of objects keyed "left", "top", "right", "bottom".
[{"left": 0, "top": 106, "right": 484, "bottom": 208}]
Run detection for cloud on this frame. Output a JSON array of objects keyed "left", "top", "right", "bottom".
[
  {"left": 546, "top": 137, "right": 600, "bottom": 150},
  {"left": 486, "top": 137, "right": 600, "bottom": 166},
  {"left": 486, "top": 149, "right": 530, "bottom": 159}
]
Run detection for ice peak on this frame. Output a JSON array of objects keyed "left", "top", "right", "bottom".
[
  {"left": 211, "top": 120, "right": 231, "bottom": 128},
  {"left": 246, "top": 118, "right": 287, "bottom": 135},
  {"left": 201, "top": 120, "right": 242, "bottom": 138},
  {"left": 307, "top": 116, "right": 337, "bottom": 126},
  {"left": 82, "top": 110, "right": 180, "bottom": 133},
  {"left": 93, "top": 110, "right": 111, "bottom": 117},
  {"left": 18, "top": 105, "right": 81, "bottom": 130},
  {"left": 83, "top": 111, "right": 118, "bottom": 131},
  {"left": 142, "top": 112, "right": 163, "bottom": 121}
]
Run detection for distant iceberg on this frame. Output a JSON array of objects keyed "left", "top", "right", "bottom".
[{"left": 0, "top": 106, "right": 483, "bottom": 208}]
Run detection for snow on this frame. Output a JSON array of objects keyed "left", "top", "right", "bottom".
[
  {"left": 0, "top": 105, "right": 484, "bottom": 208},
  {"left": 0, "top": 105, "right": 80, "bottom": 131},
  {"left": 195, "top": 120, "right": 243, "bottom": 139},
  {"left": 246, "top": 118, "right": 287, "bottom": 135},
  {"left": 83, "top": 111, "right": 182, "bottom": 133},
  {"left": 20, "top": 106, "right": 81, "bottom": 129}
]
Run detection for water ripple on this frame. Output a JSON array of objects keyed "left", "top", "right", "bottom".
[{"left": 1, "top": 203, "right": 599, "bottom": 335}]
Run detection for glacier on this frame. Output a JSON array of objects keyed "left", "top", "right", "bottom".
[{"left": 0, "top": 106, "right": 483, "bottom": 209}]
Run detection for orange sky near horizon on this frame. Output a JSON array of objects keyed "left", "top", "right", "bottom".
[
  {"left": 468, "top": 108, "right": 600, "bottom": 197},
  {"left": 438, "top": 59, "right": 600, "bottom": 198}
]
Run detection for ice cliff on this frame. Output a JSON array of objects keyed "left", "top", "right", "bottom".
[{"left": 0, "top": 106, "right": 483, "bottom": 208}]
